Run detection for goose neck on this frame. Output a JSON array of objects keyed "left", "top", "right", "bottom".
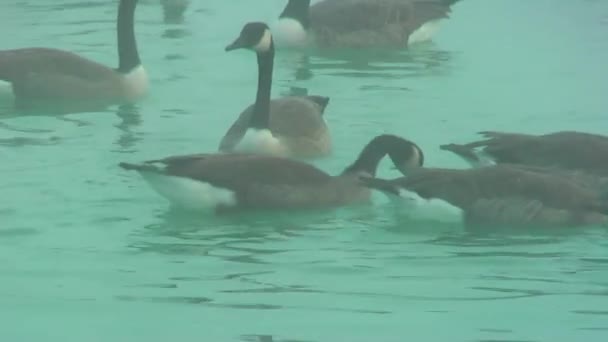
[
  {"left": 250, "top": 47, "right": 274, "bottom": 130},
  {"left": 117, "top": 0, "right": 141, "bottom": 73}
]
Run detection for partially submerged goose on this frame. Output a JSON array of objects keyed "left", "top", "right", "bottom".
[
  {"left": 0, "top": 0, "right": 147, "bottom": 110},
  {"left": 360, "top": 162, "right": 608, "bottom": 228},
  {"left": 441, "top": 131, "right": 608, "bottom": 176},
  {"left": 273, "top": 0, "right": 463, "bottom": 49},
  {"left": 119, "top": 134, "right": 421, "bottom": 213},
  {"left": 219, "top": 21, "right": 331, "bottom": 159}
]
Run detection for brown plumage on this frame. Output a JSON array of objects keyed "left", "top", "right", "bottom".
[
  {"left": 219, "top": 95, "right": 331, "bottom": 158},
  {"left": 360, "top": 164, "right": 608, "bottom": 228},
  {"left": 0, "top": 0, "right": 146, "bottom": 111},
  {"left": 221, "top": 21, "right": 332, "bottom": 159},
  {"left": 441, "top": 131, "right": 608, "bottom": 176},
  {"left": 119, "top": 134, "right": 423, "bottom": 213},
  {"left": 276, "top": 0, "right": 462, "bottom": 49}
]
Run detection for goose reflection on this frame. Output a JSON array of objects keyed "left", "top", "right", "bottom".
[
  {"left": 113, "top": 103, "right": 143, "bottom": 151},
  {"left": 160, "top": 0, "right": 189, "bottom": 24},
  {"left": 276, "top": 43, "right": 454, "bottom": 85}
]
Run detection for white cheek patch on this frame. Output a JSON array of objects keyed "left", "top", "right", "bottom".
[
  {"left": 408, "top": 145, "right": 423, "bottom": 168},
  {"left": 253, "top": 29, "right": 273, "bottom": 52}
]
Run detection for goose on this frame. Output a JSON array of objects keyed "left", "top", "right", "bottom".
[
  {"left": 359, "top": 160, "right": 608, "bottom": 228},
  {"left": 220, "top": 21, "right": 331, "bottom": 159},
  {"left": 118, "top": 134, "right": 422, "bottom": 213},
  {"left": 272, "top": 0, "right": 463, "bottom": 49},
  {"left": 440, "top": 131, "right": 608, "bottom": 176},
  {"left": 0, "top": 0, "right": 147, "bottom": 110}
]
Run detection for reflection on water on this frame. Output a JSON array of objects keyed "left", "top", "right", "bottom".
[
  {"left": 277, "top": 43, "right": 454, "bottom": 84},
  {"left": 160, "top": 0, "right": 190, "bottom": 24},
  {"left": 2, "top": 0, "right": 608, "bottom": 341},
  {"left": 113, "top": 103, "right": 143, "bottom": 152}
]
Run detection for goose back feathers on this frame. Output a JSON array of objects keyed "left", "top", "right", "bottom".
[
  {"left": 441, "top": 131, "right": 608, "bottom": 176},
  {"left": 275, "top": 0, "right": 463, "bottom": 49},
  {"left": 119, "top": 134, "right": 421, "bottom": 212},
  {"left": 0, "top": 0, "right": 147, "bottom": 110},
  {"left": 221, "top": 21, "right": 331, "bottom": 159}
]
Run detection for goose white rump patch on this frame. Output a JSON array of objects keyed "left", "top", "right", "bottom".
[
  {"left": 139, "top": 171, "right": 236, "bottom": 211},
  {"left": 392, "top": 189, "right": 463, "bottom": 224},
  {"left": 235, "top": 128, "right": 287, "bottom": 156},
  {"left": 272, "top": 18, "right": 308, "bottom": 48},
  {"left": 408, "top": 20, "right": 443, "bottom": 45},
  {"left": 122, "top": 65, "right": 149, "bottom": 100}
]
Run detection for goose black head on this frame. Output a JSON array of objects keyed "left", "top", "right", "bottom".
[
  {"left": 384, "top": 135, "right": 425, "bottom": 175},
  {"left": 226, "top": 22, "right": 273, "bottom": 53}
]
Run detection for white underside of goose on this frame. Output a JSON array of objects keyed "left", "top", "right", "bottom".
[
  {"left": 272, "top": 18, "right": 309, "bottom": 48},
  {"left": 0, "top": 81, "right": 14, "bottom": 101},
  {"left": 0, "top": 65, "right": 148, "bottom": 102},
  {"left": 390, "top": 188, "right": 463, "bottom": 224},
  {"left": 234, "top": 128, "right": 288, "bottom": 157},
  {"left": 121, "top": 65, "right": 149, "bottom": 101},
  {"left": 407, "top": 20, "right": 443, "bottom": 45},
  {"left": 138, "top": 171, "right": 236, "bottom": 211},
  {"left": 272, "top": 18, "right": 444, "bottom": 47}
]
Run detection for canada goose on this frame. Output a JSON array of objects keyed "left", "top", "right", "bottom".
[
  {"left": 360, "top": 163, "right": 608, "bottom": 228},
  {"left": 441, "top": 131, "right": 608, "bottom": 176},
  {"left": 273, "top": 0, "right": 463, "bottom": 49},
  {"left": 118, "top": 134, "right": 422, "bottom": 213},
  {"left": 220, "top": 21, "right": 331, "bottom": 159},
  {"left": 0, "top": 0, "right": 147, "bottom": 110}
]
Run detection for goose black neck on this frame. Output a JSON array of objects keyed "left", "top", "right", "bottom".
[
  {"left": 279, "top": 0, "right": 311, "bottom": 29},
  {"left": 250, "top": 45, "right": 275, "bottom": 130},
  {"left": 116, "top": 0, "right": 141, "bottom": 73},
  {"left": 342, "top": 135, "right": 400, "bottom": 176}
]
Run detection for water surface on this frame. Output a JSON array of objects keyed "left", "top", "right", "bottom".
[{"left": 1, "top": 0, "right": 608, "bottom": 341}]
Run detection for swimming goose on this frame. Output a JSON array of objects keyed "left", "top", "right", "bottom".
[
  {"left": 220, "top": 21, "right": 331, "bottom": 159},
  {"left": 0, "top": 0, "right": 147, "bottom": 110},
  {"left": 360, "top": 162, "right": 608, "bottom": 228},
  {"left": 440, "top": 131, "right": 608, "bottom": 176},
  {"left": 273, "top": 0, "right": 463, "bottom": 49},
  {"left": 119, "top": 134, "right": 422, "bottom": 213}
]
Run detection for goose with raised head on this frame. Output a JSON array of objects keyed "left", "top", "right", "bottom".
[
  {"left": 119, "top": 134, "right": 421, "bottom": 213},
  {"left": 359, "top": 152, "right": 608, "bottom": 228},
  {"left": 220, "top": 21, "right": 331, "bottom": 159},
  {"left": 273, "top": 0, "right": 463, "bottom": 49},
  {"left": 0, "top": 0, "right": 147, "bottom": 110},
  {"left": 440, "top": 131, "right": 608, "bottom": 176}
]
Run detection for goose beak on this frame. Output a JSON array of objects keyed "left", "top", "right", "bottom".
[{"left": 225, "top": 37, "right": 245, "bottom": 51}]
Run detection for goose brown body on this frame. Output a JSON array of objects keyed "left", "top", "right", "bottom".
[{"left": 441, "top": 131, "right": 608, "bottom": 176}]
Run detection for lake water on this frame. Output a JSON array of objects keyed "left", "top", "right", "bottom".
[{"left": 1, "top": 0, "right": 608, "bottom": 341}]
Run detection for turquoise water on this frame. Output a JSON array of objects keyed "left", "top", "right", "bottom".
[{"left": 2, "top": 0, "right": 608, "bottom": 341}]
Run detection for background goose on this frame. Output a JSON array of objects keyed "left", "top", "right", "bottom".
[
  {"left": 441, "top": 131, "right": 608, "bottom": 176},
  {"left": 0, "top": 0, "right": 147, "bottom": 111},
  {"left": 360, "top": 163, "right": 608, "bottom": 228},
  {"left": 119, "top": 134, "right": 421, "bottom": 213},
  {"left": 273, "top": 0, "right": 463, "bottom": 49},
  {"left": 220, "top": 21, "right": 331, "bottom": 159}
]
